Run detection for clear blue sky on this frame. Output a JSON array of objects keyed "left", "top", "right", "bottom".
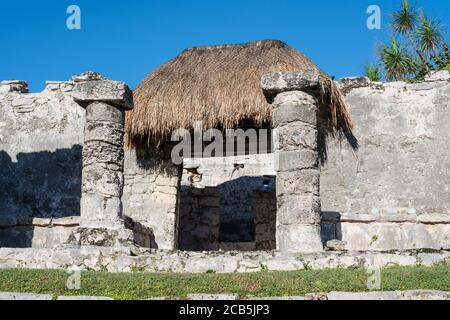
[{"left": 1, "top": 0, "right": 449, "bottom": 92}]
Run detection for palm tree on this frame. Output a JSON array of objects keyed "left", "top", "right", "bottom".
[
  {"left": 363, "top": 63, "right": 381, "bottom": 82},
  {"left": 391, "top": 0, "right": 429, "bottom": 70},
  {"left": 379, "top": 38, "right": 416, "bottom": 81},
  {"left": 366, "top": 0, "right": 449, "bottom": 81},
  {"left": 416, "top": 13, "right": 446, "bottom": 59}
]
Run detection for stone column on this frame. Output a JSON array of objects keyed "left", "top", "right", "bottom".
[
  {"left": 69, "top": 72, "right": 134, "bottom": 246},
  {"left": 262, "top": 70, "right": 324, "bottom": 252}
]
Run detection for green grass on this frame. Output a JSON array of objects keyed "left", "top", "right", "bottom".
[{"left": 0, "top": 264, "right": 448, "bottom": 300}]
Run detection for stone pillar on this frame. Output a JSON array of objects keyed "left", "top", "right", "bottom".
[
  {"left": 69, "top": 72, "right": 134, "bottom": 246},
  {"left": 262, "top": 70, "right": 324, "bottom": 252}
]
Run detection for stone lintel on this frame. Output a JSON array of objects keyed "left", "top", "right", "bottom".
[
  {"left": 261, "top": 69, "right": 320, "bottom": 100},
  {"left": 72, "top": 76, "right": 133, "bottom": 110}
]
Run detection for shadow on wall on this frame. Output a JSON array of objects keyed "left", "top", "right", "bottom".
[
  {"left": 320, "top": 211, "right": 342, "bottom": 245},
  {"left": 178, "top": 176, "right": 277, "bottom": 251},
  {"left": 317, "top": 129, "right": 359, "bottom": 165},
  {"left": 0, "top": 146, "right": 82, "bottom": 247}
]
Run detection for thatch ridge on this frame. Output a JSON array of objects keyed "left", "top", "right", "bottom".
[{"left": 126, "top": 39, "right": 354, "bottom": 148}]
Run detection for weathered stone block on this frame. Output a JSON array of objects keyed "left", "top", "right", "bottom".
[
  {"left": 16, "top": 217, "right": 51, "bottom": 227},
  {"left": 73, "top": 80, "right": 133, "bottom": 110},
  {"left": 337, "top": 77, "right": 371, "bottom": 94},
  {"left": 277, "top": 194, "right": 321, "bottom": 225},
  {"left": 72, "top": 71, "right": 106, "bottom": 82},
  {"left": 273, "top": 104, "right": 318, "bottom": 127},
  {"left": 11, "top": 98, "right": 35, "bottom": 107},
  {"left": 80, "top": 194, "right": 121, "bottom": 226},
  {"left": 276, "top": 150, "right": 318, "bottom": 171},
  {"left": 276, "top": 169, "right": 320, "bottom": 196},
  {"left": 84, "top": 122, "right": 124, "bottom": 146},
  {"left": 265, "top": 256, "right": 305, "bottom": 271},
  {"left": 261, "top": 69, "right": 320, "bottom": 98},
  {"left": 417, "top": 252, "right": 450, "bottom": 266},
  {"left": 52, "top": 216, "right": 81, "bottom": 227},
  {"left": 0, "top": 80, "right": 28, "bottom": 93},
  {"left": 67, "top": 226, "right": 134, "bottom": 247},
  {"left": 326, "top": 239, "right": 347, "bottom": 251},
  {"left": 276, "top": 123, "right": 317, "bottom": 151},
  {"left": 44, "top": 81, "right": 74, "bottom": 92},
  {"left": 83, "top": 144, "right": 124, "bottom": 167},
  {"left": 273, "top": 90, "right": 317, "bottom": 108},
  {"left": 339, "top": 222, "right": 450, "bottom": 251},
  {"left": 276, "top": 224, "right": 323, "bottom": 252},
  {"left": 417, "top": 214, "right": 450, "bottom": 224},
  {"left": 82, "top": 167, "right": 124, "bottom": 197},
  {"left": 85, "top": 101, "right": 125, "bottom": 123},
  {"left": 424, "top": 70, "right": 450, "bottom": 82}
]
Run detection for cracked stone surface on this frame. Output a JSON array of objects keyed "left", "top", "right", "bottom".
[
  {"left": 261, "top": 69, "right": 320, "bottom": 99},
  {"left": 0, "top": 247, "right": 447, "bottom": 273}
]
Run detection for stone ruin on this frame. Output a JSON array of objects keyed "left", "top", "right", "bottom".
[{"left": 0, "top": 69, "right": 449, "bottom": 272}]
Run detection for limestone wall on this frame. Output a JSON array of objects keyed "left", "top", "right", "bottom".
[
  {"left": 0, "top": 81, "right": 84, "bottom": 247},
  {"left": 321, "top": 73, "right": 450, "bottom": 250},
  {"left": 122, "top": 148, "right": 180, "bottom": 250},
  {"left": 1, "top": 73, "right": 449, "bottom": 251},
  {"left": 0, "top": 80, "right": 179, "bottom": 249}
]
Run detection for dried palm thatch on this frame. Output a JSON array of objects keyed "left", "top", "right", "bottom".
[{"left": 126, "top": 40, "right": 355, "bottom": 150}]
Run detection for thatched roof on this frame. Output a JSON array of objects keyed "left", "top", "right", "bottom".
[{"left": 126, "top": 40, "right": 354, "bottom": 148}]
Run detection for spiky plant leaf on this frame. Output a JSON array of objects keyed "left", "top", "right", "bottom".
[
  {"left": 379, "top": 38, "right": 417, "bottom": 81},
  {"left": 363, "top": 63, "right": 381, "bottom": 82},
  {"left": 392, "top": 0, "right": 418, "bottom": 35},
  {"left": 416, "top": 13, "right": 446, "bottom": 57}
]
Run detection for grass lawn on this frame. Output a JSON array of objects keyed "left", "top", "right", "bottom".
[{"left": 0, "top": 264, "right": 448, "bottom": 300}]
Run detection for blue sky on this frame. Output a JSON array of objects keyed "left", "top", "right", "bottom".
[{"left": 1, "top": 0, "right": 449, "bottom": 92}]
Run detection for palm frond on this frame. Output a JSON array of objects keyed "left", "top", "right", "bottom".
[
  {"left": 391, "top": 0, "right": 418, "bottom": 35},
  {"left": 379, "top": 38, "right": 417, "bottom": 81},
  {"left": 363, "top": 63, "right": 382, "bottom": 82},
  {"left": 416, "top": 13, "right": 446, "bottom": 57}
]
